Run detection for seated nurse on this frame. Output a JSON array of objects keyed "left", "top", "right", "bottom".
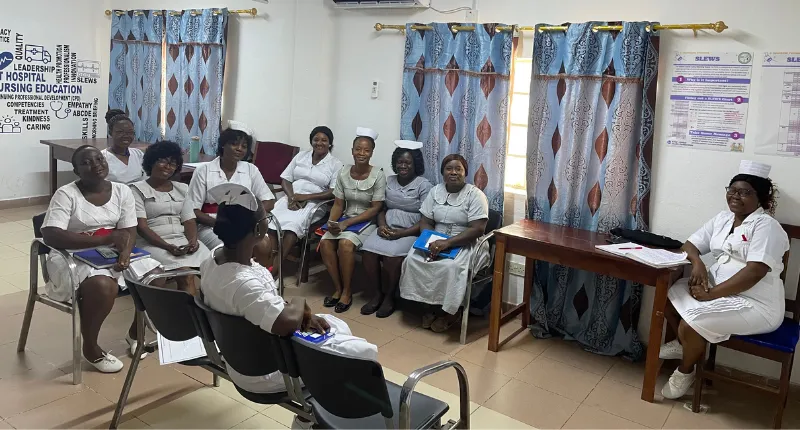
[
  {"left": 101, "top": 109, "right": 145, "bottom": 184},
  {"left": 659, "top": 160, "right": 790, "bottom": 399},
  {"left": 184, "top": 121, "right": 275, "bottom": 264},
  {"left": 42, "top": 145, "right": 162, "bottom": 373},
  {"left": 199, "top": 183, "right": 377, "bottom": 400}
]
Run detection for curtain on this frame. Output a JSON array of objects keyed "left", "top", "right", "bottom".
[
  {"left": 400, "top": 23, "right": 513, "bottom": 212},
  {"left": 164, "top": 9, "right": 228, "bottom": 154},
  {"left": 108, "top": 10, "right": 164, "bottom": 143},
  {"left": 525, "top": 22, "right": 660, "bottom": 359}
]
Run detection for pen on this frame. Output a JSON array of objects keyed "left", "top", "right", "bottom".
[{"left": 619, "top": 247, "right": 643, "bottom": 250}]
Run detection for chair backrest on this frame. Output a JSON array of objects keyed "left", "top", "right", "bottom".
[
  {"left": 780, "top": 224, "right": 800, "bottom": 322},
  {"left": 252, "top": 141, "right": 300, "bottom": 186},
  {"left": 32, "top": 213, "right": 50, "bottom": 255},
  {"left": 124, "top": 277, "right": 199, "bottom": 342},
  {"left": 285, "top": 337, "right": 393, "bottom": 420},
  {"left": 194, "top": 297, "right": 285, "bottom": 377}
]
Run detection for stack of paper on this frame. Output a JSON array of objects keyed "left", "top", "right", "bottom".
[{"left": 595, "top": 243, "right": 689, "bottom": 268}]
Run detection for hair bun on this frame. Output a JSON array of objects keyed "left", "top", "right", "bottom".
[{"left": 105, "top": 109, "right": 126, "bottom": 124}]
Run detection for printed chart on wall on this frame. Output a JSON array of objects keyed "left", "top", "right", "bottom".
[
  {"left": 667, "top": 52, "right": 753, "bottom": 152},
  {"left": 755, "top": 53, "right": 800, "bottom": 158},
  {"left": 0, "top": 25, "right": 100, "bottom": 137}
]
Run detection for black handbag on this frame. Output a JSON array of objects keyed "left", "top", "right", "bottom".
[{"left": 609, "top": 228, "right": 683, "bottom": 250}]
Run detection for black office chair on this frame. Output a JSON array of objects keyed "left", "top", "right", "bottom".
[
  {"left": 110, "top": 273, "right": 227, "bottom": 429},
  {"left": 281, "top": 336, "right": 470, "bottom": 429},
  {"left": 194, "top": 297, "right": 314, "bottom": 421}
]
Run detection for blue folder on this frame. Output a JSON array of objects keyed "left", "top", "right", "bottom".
[
  {"left": 72, "top": 247, "right": 151, "bottom": 269},
  {"left": 413, "top": 229, "right": 461, "bottom": 260},
  {"left": 320, "top": 217, "right": 372, "bottom": 234}
]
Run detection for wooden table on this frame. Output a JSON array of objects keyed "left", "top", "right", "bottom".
[
  {"left": 487, "top": 220, "right": 684, "bottom": 402},
  {"left": 40, "top": 138, "right": 212, "bottom": 195}
]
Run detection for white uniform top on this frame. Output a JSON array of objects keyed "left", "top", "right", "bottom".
[
  {"left": 184, "top": 157, "right": 275, "bottom": 214},
  {"left": 200, "top": 258, "right": 377, "bottom": 393},
  {"left": 280, "top": 150, "right": 343, "bottom": 195},
  {"left": 686, "top": 207, "right": 790, "bottom": 325},
  {"left": 101, "top": 148, "right": 145, "bottom": 184}
]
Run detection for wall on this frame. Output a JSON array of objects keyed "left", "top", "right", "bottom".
[
  {"left": 0, "top": 0, "right": 109, "bottom": 200},
  {"left": 322, "top": 0, "right": 800, "bottom": 381}
]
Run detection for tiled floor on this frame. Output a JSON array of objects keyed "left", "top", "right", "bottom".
[{"left": 1, "top": 204, "right": 800, "bottom": 429}]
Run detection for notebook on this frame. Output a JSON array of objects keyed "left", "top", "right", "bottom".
[
  {"left": 72, "top": 247, "right": 151, "bottom": 269},
  {"left": 595, "top": 242, "right": 689, "bottom": 268},
  {"left": 412, "top": 229, "right": 461, "bottom": 260},
  {"left": 319, "top": 217, "right": 372, "bottom": 234},
  {"left": 293, "top": 329, "right": 336, "bottom": 344}
]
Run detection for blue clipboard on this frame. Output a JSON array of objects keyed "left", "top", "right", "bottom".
[
  {"left": 320, "top": 217, "right": 371, "bottom": 234},
  {"left": 413, "top": 229, "right": 461, "bottom": 259},
  {"left": 72, "top": 247, "right": 151, "bottom": 269},
  {"left": 293, "top": 330, "right": 335, "bottom": 344}
]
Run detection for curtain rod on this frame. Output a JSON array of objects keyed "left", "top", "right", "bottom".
[
  {"left": 374, "top": 21, "right": 728, "bottom": 35},
  {"left": 104, "top": 8, "right": 257, "bottom": 17}
]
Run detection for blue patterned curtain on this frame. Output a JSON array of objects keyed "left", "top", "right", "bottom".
[
  {"left": 400, "top": 23, "right": 513, "bottom": 212},
  {"left": 526, "top": 22, "right": 660, "bottom": 359},
  {"left": 108, "top": 10, "right": 164, "bottom": 143},
  {"left": 164, "top": 9, "right": 228, "bottom": 153}
]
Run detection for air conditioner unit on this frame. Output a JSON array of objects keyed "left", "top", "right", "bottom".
[{"left": 330, "top": 0, "right": 430, "bottom": 9}]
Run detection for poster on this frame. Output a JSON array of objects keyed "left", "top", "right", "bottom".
[
  {"left": 666, "top": 52, "right": 753, "bottom": 152},
  {"left": 755, "top": 52, "right": 800, "bottom": 157},
  {"left": 0, "top": 25, "right": 100, "bottom": 138}
]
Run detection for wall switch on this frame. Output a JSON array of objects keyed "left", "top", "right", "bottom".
[
  {"left": 371, "top": 80, "right": 379, "bottom": 99},
  {"left": 508, "top": 261, "right": 525, "bottom": 277}
]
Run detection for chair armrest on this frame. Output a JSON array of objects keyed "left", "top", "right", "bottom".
[
  {"left": 469, "top": 231, "right": 494, "bottom": 274},
  {"left": 399, "top": 360, "right": 470, "bottom": 430},
  {"left": 32, "top": 238, "right": 79, "bottom": 293},
  {"left": 141, "top": 269, "right": 201, "bottom": 286}
]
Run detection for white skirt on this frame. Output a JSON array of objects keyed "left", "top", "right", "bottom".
[
  {"left": 668, "top": 278, "right": 781, "bottom": 343},
  {"left": 269, "top": 196, "right": 326, "bottom": 238},
  {"left": 44, "top": 253, "right": 161, "bottom": 303}
]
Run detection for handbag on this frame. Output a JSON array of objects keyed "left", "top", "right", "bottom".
[{"left": 609, "top": 228, "right": 683, "bottom": 250}]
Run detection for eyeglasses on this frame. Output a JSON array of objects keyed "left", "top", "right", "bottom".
[
  {"left": 725, "top": 186, "right": 754, "bottom": 197},
  {"left": 155, "top": 158, "right": 178, "bottom": 167}
]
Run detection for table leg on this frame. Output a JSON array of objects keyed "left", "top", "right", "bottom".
[
  {"left": 488, "top": 236, "right": 507, "bottom": 352},
  {"left": 642, "top": 273, "right": 670, "bottom": 402},
  {"left": 522, "top": 257, "right": 535, "bottom": 328},
  {"left": 49, "top": 146, "right": 57, "bottom": 197}
]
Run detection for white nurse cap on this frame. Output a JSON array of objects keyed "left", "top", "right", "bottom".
[
  {"left": 228, "top": 120, "right": 254, "bottom": 137},
  {"left": 739, "top": 160, "right": 771, "bottom": 179},
  {"left": 208, "top": 183, "right": 260, "bottom": 211},
  {"left": 394, "top": 140, "right": 423, "bottom": 150},
  {"left": 356, "top": 127, "right": 379, "bottom": 140}
]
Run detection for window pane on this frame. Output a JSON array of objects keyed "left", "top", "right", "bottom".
[
  {"left": 504, "top": 156, "right": 527, "bottom": 189},
  {"left": 510, "top": 93, "right": 529, "bottom": 125},
  {"left": 514, "top": 60, "right": 532, "bottom": 92},
  {"left": 508, "top": 126, "right": 528, "bottom": 156}
]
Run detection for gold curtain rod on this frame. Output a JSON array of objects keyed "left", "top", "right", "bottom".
[
  {"left": 104, "top": 8, "right": 257, "bottom": 17},
  {"left": 374, "top": 21, "right": 728, "bottom": 34}
]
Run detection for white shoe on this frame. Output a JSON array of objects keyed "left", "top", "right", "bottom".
[
  {"left": 659, "top": 339, "right": 683, "bottom": 360},
  {"left": 126, "top": 334, "right": 149, "bottom": 359},
  {"left": 291, "top": 416, "right": 313, "bottom": 430},
  {"left": 84, "top": 352, "right": 124, "bottom": 373},
  {"left": 661, "top": 368, "right": 695, "bottom": 399}
]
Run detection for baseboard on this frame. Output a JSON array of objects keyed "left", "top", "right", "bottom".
[{"left": 0, "top": 195, "right": 49, "bottom": 210}]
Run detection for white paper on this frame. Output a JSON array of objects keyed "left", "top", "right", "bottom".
[
  {"left": 755, "top": 52, "right": 800, "bottom": 157},
  {"left": 157, "top": 334, "right": 206, "bottom": 365},
  {"left": 183, "top": 162, "right": 209, "bottom": 169},
  {"left": 424, "top": 233, "right": 447, "bottom": 248},
  {"left": 667, "top": 52, "right": 753, "bottom": 152},
  {"left": 595, "top": 243, "right": 688, "bottom": 268}
]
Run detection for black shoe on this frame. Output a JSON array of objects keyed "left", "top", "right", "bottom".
[
  {"left": 360, "top": 296, "right": 384, "bottom": 315},
  {"left": 375, "top": 303, "right": 396, "bottom": 318},
  {"left": 334, "top": 299, "right": 352, "bottom": 313},
  {"left": 323, "top": 296, "right": 340, "bottom": 308}
]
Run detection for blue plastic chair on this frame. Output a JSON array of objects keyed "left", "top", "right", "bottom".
[{"left": 692, "top": 223, "right": 800, "bottom": 429}]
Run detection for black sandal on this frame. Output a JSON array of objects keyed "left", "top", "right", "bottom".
[
  {"left": 323, "top": 296, "right": 340, "bottom": 308},
  {"left": 334, "top": 299, "right": 352, "bottom": 313}
]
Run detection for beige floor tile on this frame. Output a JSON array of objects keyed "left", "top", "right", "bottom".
[
  {"left": 0, "top": 342, "right": 56, "bottom": 379},
  {"left": 4, "top": 270, "right": 44, "bottom": 291},
  {"left": 0, "top": 279, "right": 22, "bottom": 297},
  {"left": 0, "top": 221, "right": 32, "bottom": 235},
  {"left": 213, "top": 378, "right": 272, "bottom": 412},
  {"left": 0, "top": 244, "right": 26, "bottom": 259},
  {"left": 0, "top": 290, "right": 30, "bottom": 317},
  {"left": 0, "top": 256, "right": 31, "bottom": 278},
  {"left": 423, "top": 358, "right": 510, "bottom": 404},
  {"left": 382, "top": 367, "right": 480, "bottom": 424},
  {"left": 232, "top": 413, "right": 288, "bottom": 429},
  {"left": 261, "top": 403, "right": 297, "bottom": 427},
  {"left": 5, "top": 389, "right": 115, "bottom": 429},
  {"left": 9, "top": 240, "right": 35, "bottom": 254},
  {"left": 379, "top": 338, "right": 449, "bottom": 376},
  {"left": 455, "top": 332, "right": 540, "bottom": 378},
  {"left": 662, "top": 402, "right": 730, "bottom": 429},
  {"left": 402, "top": 327, "right": 467, "bottom": 355},
  {"left": 563, "top": 404, "right": 647, "bottom": 429},
  {"left": 0, "top": 419, "right": 11, "bottom": 429},
  {"left": 540, "top": 341, "right": 617, "bottom": 376},
  {"left": 484, "top": 378, "right": 579, "bottom": 429},
  {"left": 118, "top": 417, "right": 151, "bottom": 428},
  {"left": 684, "top": 382, "right": 778, "bottom": 429},
  {"left": 345, "top": 318, "right": 397, "bottom": 347},
  {"left": 171, "top": 362, "right": 218, "bottom": 386},
  {"left": 584, "top": 377, "right": 673, "bottom": 428},
  {"left": 604, "top": 359, "right": 671, "bottom": 391},
  {"left": 0, "top": 230, "right": 34, "bottom": 247},
  {"left": 469, "top": 406, "right": 533, "bottom": 429},
  {"left": 352, "top": 308, "right": 421, "bottom": 336},
  {"left": 137, "top": 387, "right": 258, "bottom": 429},
  {"left": 0, "top": 367, "right": 83, "bottom": 419},
  {"left": 516, "top": 356, "right": 602, "bottom": 402}
]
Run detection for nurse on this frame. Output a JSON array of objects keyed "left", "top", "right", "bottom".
[
  {"left": 659, "top": 160, "right": 790, "bottom": 399},
  {"left": 101, "top": 109, "right": 145, "bottom": 184},
  {"left": 184, "top": 121, "right": 276, "bottom": 262}
]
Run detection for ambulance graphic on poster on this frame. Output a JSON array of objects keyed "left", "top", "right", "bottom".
[{"left": 24, "top": 44, "right": 52, "bottom": 64}]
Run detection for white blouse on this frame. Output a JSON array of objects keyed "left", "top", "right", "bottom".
[
  {"left": 43, "top": 181, "right": 137, "bottom": 238},
  {"left": 101, "top": 148, "right": 145, "bottom": 184},
  {"left": 280, "top": 150, "right": 343, "bottom": 195},
  {"left": 184, "top": 157, "right": 275, "bottom": 211}
]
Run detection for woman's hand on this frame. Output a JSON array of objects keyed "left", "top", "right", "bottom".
[
  {"left": 168, "top": 244, "right": 188, "bottom": 257},
  {"left": 328, "top": 220, "right": 342, "bottom": 236},
  {"left": 379, "top": 226, "right": 399, "bottom": 240},
  {"left": 428, "top": 239, "right": 450, "bottom": 258},
  {"left": 302, "top": 314, "right": 331, "bottom": 334},
  {"left": 186, "top": 239, "right": 200, "bottom": 254},
  {"left": 113, "top": 254, "right": 130, "bottom": 272},
  {"left": 690, "top": 284, "right": 714, "bottom": 302},
  {"left": 689, "top": 260, "right": 709, "bottom": 288}
]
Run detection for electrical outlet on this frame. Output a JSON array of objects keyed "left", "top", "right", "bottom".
[
  {"left": 508, "top": 261, "right": 525, "bottom": 277},
  {"left": 465, "top": 9, "right": 478, "bottom": 22}
]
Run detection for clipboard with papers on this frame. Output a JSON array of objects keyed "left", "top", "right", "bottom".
[
  {"left": 595, "top": 242, "right": 689, "bottom": 268},
  {"left": 412, "top": 229, "right": 461, "bottom": 260}
]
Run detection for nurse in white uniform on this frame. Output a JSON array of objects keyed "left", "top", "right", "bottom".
[
  {"left": 101, "top": 109, "right": 145, "bottom": 184},
  {"left": 184, "top": 121, "right": 275, "bottom": 266},
  {"left": 659, "top": 160, "right": 790, "bottom": 399}
]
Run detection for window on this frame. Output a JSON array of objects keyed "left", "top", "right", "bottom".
[{"left": 504, "top": 56, "right": 532, "bottom": 193}]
